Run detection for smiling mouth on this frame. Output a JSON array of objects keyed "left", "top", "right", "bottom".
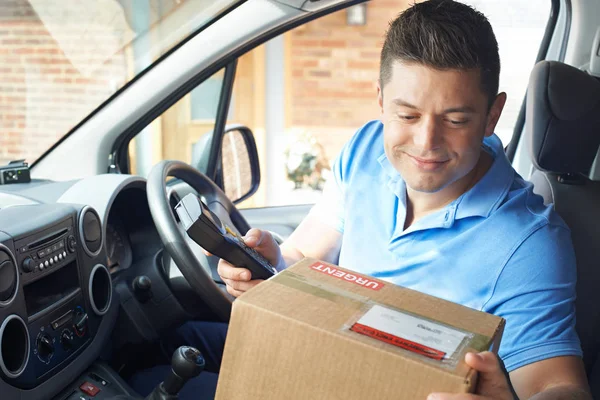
[{"left": 406, "top": 154, "right": 449, "bottom": 170}]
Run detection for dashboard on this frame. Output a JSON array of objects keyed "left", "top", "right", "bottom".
[{"left": 0, "top": 174, "right": 175, "bottom": 400}]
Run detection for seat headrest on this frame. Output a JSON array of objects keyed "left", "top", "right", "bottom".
[{"left": 527, "top": 61, "right": 600, "bottom": 175}]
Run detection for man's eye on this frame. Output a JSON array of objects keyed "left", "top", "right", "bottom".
[
  {"left": 399, "top": 115, "right": 417, "bottom": 121},
  {"left": 448, "top": 119, "right": 468, "bottom": 125}
]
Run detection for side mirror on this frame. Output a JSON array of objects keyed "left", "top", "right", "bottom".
[{"left": 219, "top": 125, "right": 260, "bottom": 204}]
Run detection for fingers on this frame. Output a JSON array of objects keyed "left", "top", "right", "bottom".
[
  {"left": 223, "top": 278, "right": 263, "bottom": 297},
  {"left": 213, "top": 228, "right": 280, "bottom": 297},
  {"left": 242, "top": 229, "right": 281, "bottom": 266},
  {"left": 217, "top": 260, "right": 251, "bottom": 281},
  {"left": 226, "top": 284, "right": 244, "bottom": 297},
  {"left": 207, "top": 228, "right": 281, "bottom": 268},
  {"left": 217, "top": 258, "right": 263, "bottom": 297},
  {"left": 464, "top": 352, "right": 500, "bottom": 374},
  {"left": 242, "top": 228, "right": 265, "bottom": 247},
  {"left": 428, "top": 353, "right": 509, "bottom": 400}
]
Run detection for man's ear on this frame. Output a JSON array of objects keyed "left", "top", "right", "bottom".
[
  {"left": 377, "top": 81, "right": 384, "bottom": 116},
  {"left": 485, "top": 92, "right": 507, "bottom": 137}
]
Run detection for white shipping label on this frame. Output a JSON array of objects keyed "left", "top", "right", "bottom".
[{"left": 354, "top": 305, "right": 468, "bottom": 358}]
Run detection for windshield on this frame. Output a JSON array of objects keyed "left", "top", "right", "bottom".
[{"left": 0, "top": 0, "right": 241, "bottom": 167}]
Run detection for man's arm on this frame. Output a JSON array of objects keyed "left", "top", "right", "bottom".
[
  {"left": 280, "top": 213, "right": 343, "bottom": 267},
  {"left": 217, "top": 215, "right": 342, "bottom": 297},
  {"left": 429, "top": 353, "right": 591, "bottom": 400},
  {"left": 511, "top": 355, "right": 590, "bottom": 399},
  {"left": 219, "top": 148, "right": 346, "bottom": 297}
]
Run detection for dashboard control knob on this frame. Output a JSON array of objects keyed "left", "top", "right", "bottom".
[
  {"left": 60, "top": 329, "right": 74, "bottom": 350},
  {"left": 73, "top": 309, "right": 88, "bottom": 336},
  {"left": 67, "top": 235, "right": 77, "bottom": 253},
  {"left": 49, "top": 258, "right": 54, "bottom": 265},
  {"left": 21, "top": 257, "right": 35, "bottom": 273},
  {"left": 53, "top": 255, "right": 58, "bottom": 262},
  {"left": 37, "top": 333, "right": 54, "bottom": 361}
]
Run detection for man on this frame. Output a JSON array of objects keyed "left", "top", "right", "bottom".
[{"left": 140, "top": 1, "right": 591, "bottom": 399}]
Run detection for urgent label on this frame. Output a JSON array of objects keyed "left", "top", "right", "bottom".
[{"left": 310, "top": 262, "right": 384, "bottom": 291}]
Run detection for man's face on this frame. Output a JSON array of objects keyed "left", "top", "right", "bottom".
[{"left": 378, "top": 61, "right": 505, "bottom": 194}]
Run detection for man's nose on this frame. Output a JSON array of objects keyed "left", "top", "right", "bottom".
[{"left": 413, "top": 117, "right": 441, "bottom": 151}]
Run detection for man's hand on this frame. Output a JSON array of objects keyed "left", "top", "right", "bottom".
[
  {"left": 428, "top": 352, "right": 515, "bottom": 400},
  {"left": 216, "top": 228, "right": 284, "bottom": 297}
]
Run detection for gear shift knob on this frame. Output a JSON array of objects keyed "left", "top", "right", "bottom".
[
  {"left": 163, "top": 346, "right": 205, "bottom": 395},
  {"left": 145, "top": 346, "right": 205, "bottom": 400}
]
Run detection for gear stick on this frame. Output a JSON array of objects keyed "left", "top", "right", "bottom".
[{"left": 145, "top": 346, "right": 205, "bottom": 400}]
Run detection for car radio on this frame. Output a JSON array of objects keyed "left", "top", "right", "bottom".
[{"left": 15, "top": 219, "right": 78, "bottom": 286}]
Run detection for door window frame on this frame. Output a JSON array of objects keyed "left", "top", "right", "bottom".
[{"left": 505, "top": 0, "right": 571, "bottom": 162}]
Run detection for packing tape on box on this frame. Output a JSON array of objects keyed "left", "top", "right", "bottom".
[
  {"left": 272, "top": 271, "right": 370, "bottom": 309},
  {"left": 272, "top": 271, "right": 492, "bottom": 370}
]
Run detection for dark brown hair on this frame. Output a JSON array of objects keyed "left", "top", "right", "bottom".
[{"left": 380, "top": 0, "right": 500, "bottom": 108}]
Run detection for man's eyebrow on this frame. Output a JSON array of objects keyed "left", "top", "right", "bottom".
[
  {"left": 391, "top": 99, "right": 476, "bottom": 114},
  {"left": 391, "top": 98, "right": 418, "bottom": 109},
  {"left": 443, "top": 106, "right": 477, "bottom": 114}
]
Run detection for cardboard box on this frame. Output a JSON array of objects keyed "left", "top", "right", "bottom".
[{"left": 215, "top": 258, "right": 505, "bottom": 400}]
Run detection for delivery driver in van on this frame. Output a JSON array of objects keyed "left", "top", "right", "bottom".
[{"left": 150, "top": 0, "right": 592, "bottom": 399}]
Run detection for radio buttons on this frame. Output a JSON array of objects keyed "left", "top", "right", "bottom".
[
  {"left": 44, "top": 261, "right": 49, "bottom": 268},
  {"left": 53, "top": 256, "right": 58, "bottom": 263},
  {"left": 62, "top": 251, "right": 67, "bottom": 258},
  {"left": 58, "top": 254, "right": 63, "bottom": 261},
  {"left": 49, "top": 258, "right": 54, "bottom": 266}
]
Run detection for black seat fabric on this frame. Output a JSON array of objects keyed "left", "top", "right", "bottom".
[{"left": 526, "top": 61, "right": 600, "bottom": 381}]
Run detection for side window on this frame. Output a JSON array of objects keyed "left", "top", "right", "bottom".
[
  {"left": 463, "top": 0, "right": 551, "bottom": 144},
  {"left": 226, "top": 1, "right": 552, "bottom": 209},
  {"left": 126, "top": 2, "right": 552, "bottom": 207},
  {"left": 128, "top": 68, "right": 226, "bottom": 177}
]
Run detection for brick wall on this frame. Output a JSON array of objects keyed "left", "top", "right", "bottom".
[
  {"left": 288, "top": 0, "right": 412, "bottom": 161},
  {"left": 0, "top": 0, "right": 127, "bottom": 166}
]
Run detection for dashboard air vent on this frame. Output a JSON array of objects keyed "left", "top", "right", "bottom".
[
  {"left": 0, "top": 246, "right": 18, "bottom": 306},
  {"left": 80, "top": 207, "right": 103, "bottom": 256}
]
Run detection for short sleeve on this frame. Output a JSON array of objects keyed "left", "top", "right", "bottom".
[
  {"left": 308, "top": 151, "right": 346, "bottom": 233},
  {"left": 483, "top": 224, "right": 582, "bottom": 372},
  {"left": 308, "top": 120, "right": 384, "bottom": 236}
]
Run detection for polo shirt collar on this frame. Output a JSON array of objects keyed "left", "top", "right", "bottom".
[
  {"left": 377, "top": 134, "right": 514, "bottom": 230},
  {"left": 454, "top": 135, "right": 514, "bottom": 220},
  {"left": 377, "top": 152, "right": 406, "bottom": 200}
]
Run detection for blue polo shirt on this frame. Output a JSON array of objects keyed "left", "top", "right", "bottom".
[{"left": 310, "top": 120, "right": 581, "bottom": 372}]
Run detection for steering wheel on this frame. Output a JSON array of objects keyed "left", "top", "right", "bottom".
[{"left": 146, "top": 160, "right": 251, "bottom": 321}]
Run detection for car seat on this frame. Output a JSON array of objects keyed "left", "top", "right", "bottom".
[{"left": 526, "top": 59, "right": 600, "bottom": 390}]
